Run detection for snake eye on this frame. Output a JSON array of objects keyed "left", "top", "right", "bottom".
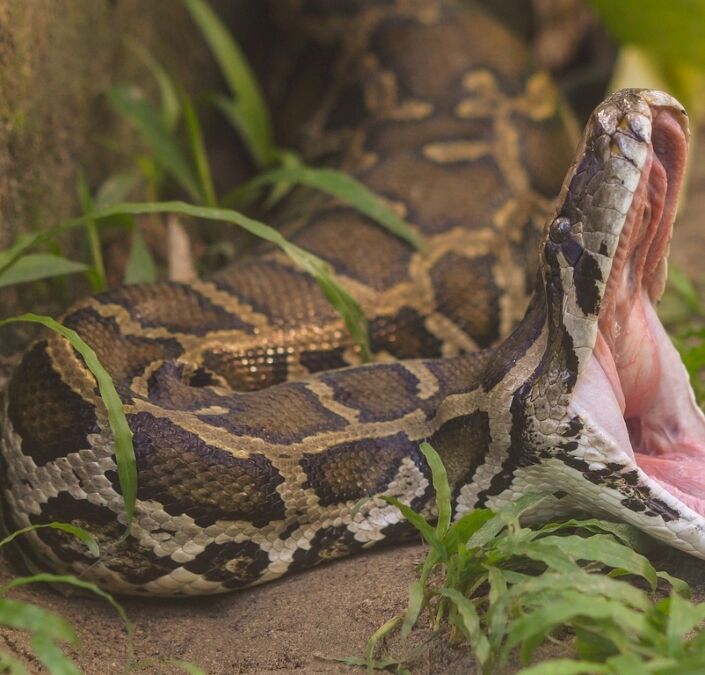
[{"left": 549, "top": 216, "right": 572, "bottom": 243}]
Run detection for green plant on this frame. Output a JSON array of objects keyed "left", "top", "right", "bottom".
[{"left": 345, "top": 443, "right": 705, "bottom": 674}]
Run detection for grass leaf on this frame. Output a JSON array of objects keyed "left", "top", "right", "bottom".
[
  {"left": 0, "top": 254, "right": 88, "bottom": 289},
  {"left": 125, "top": 227, "right": 158, "bottom": 284},
  {"left": 517, "top": 658, "right": 610, "bottom": 674},
  {"left": 182, "top": 0, "right": 275, "bottom": 166},
  {"left": 0, "top": 522, "right": 99, "bottom": 558},
  {"left": 108, "top": 84, "right": 202, "bottom": 202},
  {"left": 77, "top": 172, "right": 107, "bottom": 292},
  {"left": 94, "top": 170, "right": 142, "bottom": 208},
  {"left": 128, "top": 40, "right": 181, "bottom": 132},
  {"left": 1, "top": 574, "right": 131, "bottom": 633},
  {"left": 249, "top": 165, "right": 423, "bottom": 250},
  {"left": 418, "top": 442, "right": 451, "bottom": 536},
  {"left": 66, "top": 201, "right": 371, "bottom": 359},
  {"left": 180, "top": 89, "right": 217, "bottom": 206},
  {"left": 0, "top": 314, "right": 136, "bottom": 521},
  {"left": 437, "top": 587, "right": 490, "bottom": 664},
  {"left": 535, "top": 534, "right": 658, "bottom": 591}
]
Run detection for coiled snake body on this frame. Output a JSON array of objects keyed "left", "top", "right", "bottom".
[{"left": 1, "top": 1, "right": 703, "bottom": 596}]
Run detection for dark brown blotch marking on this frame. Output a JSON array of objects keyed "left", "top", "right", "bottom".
[
  {"left": 364, "top": 153, "right": 511, "bottom": 235},
  {"left": 124, "top": 412, "right": 286, "bottom": 527},
  {"left": 290, "top": 524, "right": 361, "bottom": 572},
  {"left": 430, "top": 252, "right": 502, "bottom": 348},
  {"left": 300, "top": 432, "right": 420, "bottom": 507},
  {"left": 291, "top": 208, "right": 413, "bottom": 291},
  {"left": 210, "top": 260, "right": 339, "bottom": 327},
  {"left": 573, "top": 250, "right": 602, "bottom": 316},
  {"left": 182, "top": 539, "right": 271, "bottom": 588},
  {"left": 322, "top": 363, "right": 422, "bottom": 423},
  {"left": 98, "top": 282, "right": 255, "bottom": 336},
  {"left": 28, "top": 492, "right": 182, "bottom": 586},
  {"left": 198, "top": 382, "right": 348, "bottom": 444},
  {"left": 511, "top": 111, "right": 576, "bottom": 199},
  {"left": 7, "top": 342, "right": 99, "bottom": 467},
  {"left": 428, "top": 410, "right": 491, "bottom": 501},
  {"left": 369, "top": 307, "right": 443, "bottom": 359},
  {"left": 63, "top": 307, "right": 183, "bottom": 383}
]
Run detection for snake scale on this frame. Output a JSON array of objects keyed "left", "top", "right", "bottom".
[{"left": 1, "top": 0, "right": 703, "bottom": 596}]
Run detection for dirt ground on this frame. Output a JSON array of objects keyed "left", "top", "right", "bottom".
[{"left": 2, "top": 127, "right": 705, "bottom": 675}]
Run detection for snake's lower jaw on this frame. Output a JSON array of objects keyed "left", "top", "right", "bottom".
[{"left": 570, "top": 98, "right": 705, "bottom": 529}]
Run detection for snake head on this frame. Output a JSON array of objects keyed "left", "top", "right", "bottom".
[{"left": 513, "top": 89, "right": 705, "bottom": 554}]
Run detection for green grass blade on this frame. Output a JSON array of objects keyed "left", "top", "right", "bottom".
[
  {"left": 125, "top": 227, "right": 158, "bottom": 284},
  {"left": 0, "top": 254, "right": 88, "bottom": 289},
  {"left": 0, "top": 523, "right": 99, "bottom": 558},
  {"left": 0, "top": 314, "right": 136, "bottom": 521},
  {"left": 517, "top": 659, "right": 610, "bottom": 674},
  {"left": 66, "top": 201, "right": 371, "bottom": 359},
  {"left": 128, "top": 40, "right": 181, "bottom": 132},
  {"left": 30, "top": 633, "right": 80, "bottom": 675},
  {"left": 507, "top": 592, "right": 648, "bottom": 654},
  {"left": 381, "top": 496, "right": 441, "bottom": 551},
  {"left": 538, "top": 518, "right": 649, "bottom": 552},
  {"left": 2, "top": 574, "right": 130, "bottom": 633},
  {"left": 465, "top": 493, "right": 548, "bottom": 549},
  {"left": 182, "top": 0, "right": 275, "bottom": 166},
  {"left": 180, "top": 89, "right": 217, "bottom": 206},
  {"left": 77, "top": 173, "right": 107, "bottom": 292},
  {"left": 365, "top": 614, "right": 402, "bottom": 669},
  {"left": 536, "top": 534, "right": 658, "bottom": 591},
  {"left": 438, "top": 587, "right": 490, "bottom": 665},
  {"left": 249, "top": 166, "right": 423, "bottom": 250},
  {"left": 418, "top": 442, "right": 451, "bottom": 537},
  {"left": 94, "top": 170, "right": 142, "bottom": 208},
  {"left": 108, "top": 84, "right": 202, "bottom": 202}
]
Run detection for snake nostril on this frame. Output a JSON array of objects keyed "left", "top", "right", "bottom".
[{"left": 549, "top": 216, "right": 572, "bottom": 243}]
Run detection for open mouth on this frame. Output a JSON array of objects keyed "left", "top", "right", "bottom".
[{"left": 570, "top": 103, "right": 705, "bottom": 516}]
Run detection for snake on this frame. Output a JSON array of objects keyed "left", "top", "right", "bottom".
[{"left": 0, "top": 0, "right": 701, "bottom": 597}]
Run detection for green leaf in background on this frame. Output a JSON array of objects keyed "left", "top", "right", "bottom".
[
  {"left": 0, "top": 314, "right": 136, "bottom": 521},
  {"left": 128, "top": 40, "right": 182, "bottom": 132},
  {"left": 108, "top": 84, "right": 203, "bottom": 202},
  {"left": 250, "top": 166, "right": 423, "bottom": 250},
  {"left": 94, "top": 169, "right": 142, "bottom": 208},
  {"left": 180, "top": 88, "right": 217, "bottom": 207},
  {"left": 77, "top": 172, "right": 108, "bottom": 292},
  {"left": 590, "top": 0, "right": 705, "bottom": 113},
  {"left": 181, "top": 0, "right": 276, "bottom": 167},
  {"left": 590, "top": 0, "right": 705, "bottom": 71},
  {"left": 0, "top": 254, "right": 87, "bottom": 289},
  {"left": 125, "top": 227, "right": 158, "bottom": 284},
  {"left": 67, "top": 201, "right": 371, "bottom": 360},
  {"left": 419, "top": 442, "right": 451, "bottom": 536}
]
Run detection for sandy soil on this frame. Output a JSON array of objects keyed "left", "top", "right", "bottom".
[{"left": 2, "top": 126, "right": 705, "bottom": 675}]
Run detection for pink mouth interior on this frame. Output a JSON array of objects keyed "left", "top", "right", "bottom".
[{"left": 575, "top": 109, "right": 705, "bottom": 516}]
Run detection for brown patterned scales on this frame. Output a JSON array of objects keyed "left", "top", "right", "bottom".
[{"left": 1, "top": 1, "right": 700, "bottom": 595}]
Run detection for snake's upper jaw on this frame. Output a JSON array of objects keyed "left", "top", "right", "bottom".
[{"left": 568, "top": 92, "right": 705, "bottom": 526}]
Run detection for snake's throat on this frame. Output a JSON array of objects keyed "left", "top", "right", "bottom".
[{"left": 576, "top": 105, "right": 705, "bottom": 516}]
